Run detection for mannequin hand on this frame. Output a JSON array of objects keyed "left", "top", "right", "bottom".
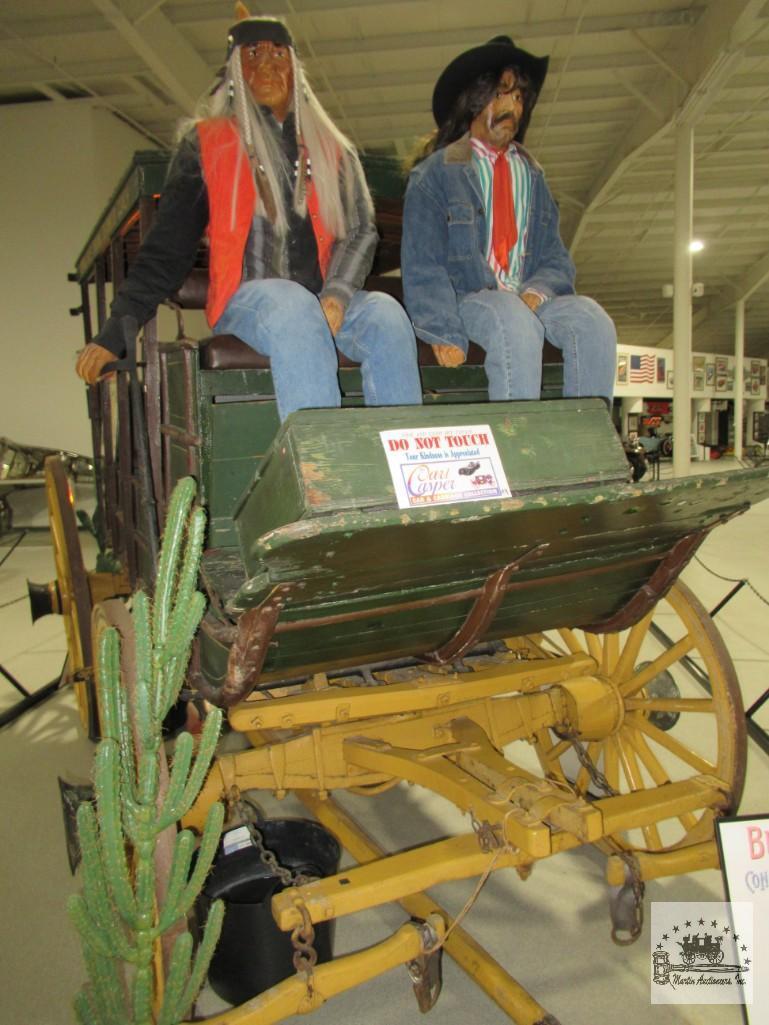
[
  {"left": 520, "top": 290, "right": 544, "bottom": 312},
  {"left": 320, "top": 296, "right": 345, "bottom": 337},
  {"left": 432, "top": 343, "right": 466, "bottom": 368},
  {"left": 76, "top": 342, "right": 115, "bottom": 385}
]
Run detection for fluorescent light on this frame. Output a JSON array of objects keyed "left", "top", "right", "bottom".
[{"left": 689, "top": 239, "right": 705, "bottom": 253}]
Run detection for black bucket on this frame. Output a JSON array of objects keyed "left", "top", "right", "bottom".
[{"left": 200, "top": 818, "right": 341, "bottom": 1006}]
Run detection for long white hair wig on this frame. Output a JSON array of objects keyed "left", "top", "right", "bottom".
[{"left": 183, "top": 43, "right": 369, "bottom": 240}]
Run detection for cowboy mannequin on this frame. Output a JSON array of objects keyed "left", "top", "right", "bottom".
[
  {"left": 401, "top": 36, "right": 616, "bottom": 404},
  {"left": 76, "top": 7, "right": 421, "bottom": 421}
]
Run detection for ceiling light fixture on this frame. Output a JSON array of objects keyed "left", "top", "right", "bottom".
[{"left": 689, "top": 239, "right": 705, "bottom": 253}]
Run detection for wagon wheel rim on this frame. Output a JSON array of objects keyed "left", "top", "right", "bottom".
[
  {"left": 530, "top": 579, "right": 746, "bottom": 854},
  {"left": 45, "top": 456, "right": 95, "bottom": 736}
]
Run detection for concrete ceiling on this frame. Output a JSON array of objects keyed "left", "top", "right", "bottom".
[{"left": 2, "top": 0, "right": 769, "bottom": 358}]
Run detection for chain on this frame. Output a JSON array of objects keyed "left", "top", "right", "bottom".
[
  {"left": 470, "top": 813, "right": 502, "bottom": 853},
  {"left": 290, "top": 897, "right": 318, "bottom": 984},
  {"left": 230, "top": 790, "right": 313, "bottom": 887},
  {"left": 564, "top": 732, "right": 618, "bottom": 797},
  {"left": 228, "top": 788, "right": 318, "bottom": 993},
  {"left": 609, "top": 849, "right": 645, "bottom": 946},
  {"left": 561, "top": 736, "right": 645, "bottom": 944}
]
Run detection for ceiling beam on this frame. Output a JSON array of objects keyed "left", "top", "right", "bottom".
[
  {"left": 566, "top": 0, "right": 768, "bottom": 253},
  {"left": 88, "top": 0, "right": 210, "bottom": 114}
]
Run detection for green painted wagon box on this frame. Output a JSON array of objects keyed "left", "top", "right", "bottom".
[
  {"left": 189, "top": 399, "right": 769, "bottom": 687},
  {"left": 234, "top": 398, "right": 631, "bottom": 567}
]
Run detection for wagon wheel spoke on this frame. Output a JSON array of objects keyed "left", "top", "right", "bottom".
[
  {"left": 600, "top": 632, "right": 620, "bottom": 676},
  {"left": 625, "top": 697, "right": 714, "bottom": 714},
  {"left": 612, "top": 611, "right": 654, "bottom": 683},
  {"left": 619, "top": 633, "right": 696, "bottom": 698},
  {"left": 603, "top": 736, "right": 620, "bottom": 794},
  {"left": 557, "top": 628, "right": 584, "bottom": 656},
  {"left": 626, "top": 716, "right": 716, "bottom": 776},
  {"left": 616, "top": 731, "right": 663, "bottom": 849},
  {"left": 628, "top": 730, "right": 699, "bottom": 832}
]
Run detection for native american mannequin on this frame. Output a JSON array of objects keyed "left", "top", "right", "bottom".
[
  {"left": 77, "top": 8, "right": 421, "bottom": 420},
  {"left": 401, "top": 36, "right": 615, "bottom": 403}
]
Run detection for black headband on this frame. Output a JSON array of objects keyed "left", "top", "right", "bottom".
[{"left": 226, "top": 18, "right": 294, "bottom": 58}]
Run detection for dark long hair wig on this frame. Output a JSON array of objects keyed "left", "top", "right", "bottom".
[{"left": 412, "top": 66, "right": 533, "bottom": 167}]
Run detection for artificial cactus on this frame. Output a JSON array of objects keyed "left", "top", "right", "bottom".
[{"left": 69, "top": 478, "right": 225, "bottom": 1025}]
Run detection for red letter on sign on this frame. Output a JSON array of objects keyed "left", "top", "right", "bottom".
[{"left": 748, "top": 826, "right": 765, "bottom": 860}]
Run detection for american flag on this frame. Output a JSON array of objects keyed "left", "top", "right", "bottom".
[{"left": 630, "top": 354, "right": 656, "bottom": 383}]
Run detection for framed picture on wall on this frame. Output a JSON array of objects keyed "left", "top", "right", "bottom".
[
  {"left": 692, "top": 355, "right": 706, "bottom": 372},
  {"left": 715, "top": 355, "right": 728, "bottom": 376},
  {"left": 657, "top": 357, "right": 666, "bottom": 382},
  {"left": 705, "top": 362, "right": 715, "bottom": 385},
  {"left": 727, "top": 369, "right": 735, "bottom": 389},
  {"left": 761, "top": 365, "right": 767, "bottom": 385},
  {"left": 752, "top": 378, "right": 761, "bottom": 395},
  {"left": 693, "top": 370, "right": 705, "bottom": 391},
  {"left": 716, "top": 375, "right": 727, "bottom": 393},
  {"left": 751, "top": 360, "right": 761, "bottom": 378},
  {"left": 666, "top": 370, "right": 674, "bottom": 389},
  {"left": 744, "top": 363, "right": 751, "bottom": 383},
  {"left": 617, "top": 353, "right": 628, "bottom": 384}
]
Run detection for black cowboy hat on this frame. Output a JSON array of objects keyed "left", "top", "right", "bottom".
[{"left": 432, "top": 35, "right": 549, "bottom": 129}]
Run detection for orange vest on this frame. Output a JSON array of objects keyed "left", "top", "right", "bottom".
[{"left": 196, "top": 118, "right": 334, "bottom": 326}]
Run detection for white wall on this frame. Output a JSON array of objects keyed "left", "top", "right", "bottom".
[{"left": 0, "top": 101, "right": 151, "bottom": 454}]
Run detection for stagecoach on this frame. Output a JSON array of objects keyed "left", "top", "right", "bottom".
[{"left": 40, "top": 149, "right": 769, "bottom": 1025}]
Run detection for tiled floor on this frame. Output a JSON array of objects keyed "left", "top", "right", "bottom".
[{"left": 1, "top": 462, "right": 767, "bottom": 1025}]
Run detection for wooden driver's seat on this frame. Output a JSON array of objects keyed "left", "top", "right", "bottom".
[{"left": 172, "top": 269, "right": 490, "bottom": 372}]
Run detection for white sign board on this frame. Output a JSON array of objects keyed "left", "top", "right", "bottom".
[
  {"left": 379, "top": 424, "right": 511, "bottom": 510},
  {"left": 717, "top": 814, "right": 769, "bottom": 1024}
]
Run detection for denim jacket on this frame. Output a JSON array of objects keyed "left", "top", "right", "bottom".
[{"left": 401, "top": 134, "right": 576, "bottom": 353}]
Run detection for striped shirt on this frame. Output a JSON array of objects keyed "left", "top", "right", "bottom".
[{"left": 471, "top": 138, "right": 531, "bottom": 291}]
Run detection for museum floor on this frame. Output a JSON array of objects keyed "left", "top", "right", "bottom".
[{"left": 1, "top": 459, "right": 767, "bottom": 1025}]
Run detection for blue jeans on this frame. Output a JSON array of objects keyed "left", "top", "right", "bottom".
[
  {"left": 458, "top": 291, "right": 617, "bottom": 402},
  {"left": 215, "top": 279, "right": 422, "bottom": 420}
]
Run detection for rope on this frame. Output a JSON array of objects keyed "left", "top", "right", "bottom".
[
  {"left": 0, "top": 595, "right": 26, "bottom": 610},
  {"left": 0, "top": 529, "right": 27, "bottom": 568},
  {"left": 693, "top": 554, "right": 769, "bottom": 608}
]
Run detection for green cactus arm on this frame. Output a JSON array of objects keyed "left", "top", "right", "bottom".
[
  {"left": 177, "top": 802, "right": 225, "bottom": 919},
  {"left": 136, "top": 748, "right": 160, "bottom": 809},
  {"left": 178, "top": 710, "right": 223, "bottom": 817},
  {"left": 74, "top": 986, "right": 100, "bottom": 1025},
  {"left": 180, "top": 898, "right": 225, "bottom": 1016},
  {"left": 82, "top": 938, "right": 130, "bottom": 1025},
  {"left": 133, "top": 591, "right": 157, "bottom": 752},
  {"left": 154, "top": 829, "right": 195, "bottom": 935},
  {"left": 78, "top": 803, "right": 136, "bottom": 962},
  {"left": 172, "top": 505, "right": 207, "bottom": 616},
  {"left": 132, "top": 962, "right": 154, "bottom": 1025},
  {"left": 157, "top": 930, "right": 193, "bottom": 1025},
  {"left": 67, "top": 892, "right": 114, "bottom": 959},
  {"left": 157, "top": 731, "right": 194, "bottom": 830},
  {"left": 153, "top": 477, "right": 196, "bottom": 651},
  {"left": 160, "top": 593, "right": 206, "bottom": 720},
  {"left": 97, "top": 626, "right": 121, "bottom": 743},
  {"left": 113, "top": 672, "right": 137, "bottom": 805},
  {"left": 132, "top": 837, "right": 158, "bottom": 940},
  {"left": 94, "top": 741, "right": 137, "bottom": 925}
]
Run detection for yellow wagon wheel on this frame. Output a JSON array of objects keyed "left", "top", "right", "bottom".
[
  {"left": 45, "top": 456, "right": 96, "bottom": 738},
  {"left": 530, "top": 579, "right": 746, "bottom": 854}
]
